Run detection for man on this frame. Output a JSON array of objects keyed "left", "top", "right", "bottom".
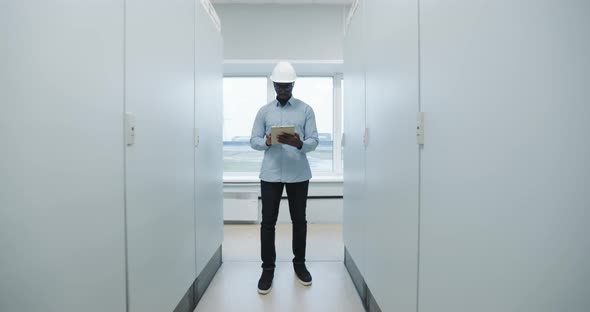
[{"left": 250, "top": 61, "right": 319, "bottom": 295}]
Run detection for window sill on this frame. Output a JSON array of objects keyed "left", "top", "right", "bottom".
[
  {"left": 223, "top": 176, "right": 343, "bottom": 197},
  {"left": 223, "top": 175, "right": 343, "bottom": 184}
]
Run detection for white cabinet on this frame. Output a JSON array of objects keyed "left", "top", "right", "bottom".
[
  {"left": 344, "top": 1, "right": 590, "bottom": 312},
  {"left": 0, "top": 1, "right": 127, "bottom": 311},
  {"left": 0, "top": 1, "right": 224, "bottom": 312}
]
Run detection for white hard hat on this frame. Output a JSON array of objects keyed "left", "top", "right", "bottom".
[{"left": 270, "top": 61, "right": 297, "bottom": 83}]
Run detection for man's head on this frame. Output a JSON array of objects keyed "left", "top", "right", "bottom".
[
  {"left": 273, "top": 82, "right": 294, "bottom": 104},
  {"left": 270, "top": 61, "right": 297, "bottom": 104}
]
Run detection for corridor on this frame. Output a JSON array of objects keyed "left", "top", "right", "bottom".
[{"left": 2, "top": 0, "right": 589, "bottom": 312}]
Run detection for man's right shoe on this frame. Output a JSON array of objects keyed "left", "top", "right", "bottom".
[{"left": 257, "top": 269, "right": 274, "bottom": 295}]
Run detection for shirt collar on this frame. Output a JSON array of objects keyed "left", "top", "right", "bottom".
[{"left": 276, "top": 97, "right": 295, "bottom": 107}]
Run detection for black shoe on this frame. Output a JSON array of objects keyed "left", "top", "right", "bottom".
[
  {"left": 257, "top": 269, "right": 274, "bottom": 295},
  {"left": 294, "top": 263, "right": 312, "bottom": 286}
]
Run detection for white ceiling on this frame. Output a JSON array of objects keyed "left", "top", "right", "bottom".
[{"left": 211, "top": 0, "right": 352, "bottom": 5}]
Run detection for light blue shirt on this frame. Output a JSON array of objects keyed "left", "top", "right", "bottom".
[{"left": 250, "top": 98, "right": 319, "bottom": 183}]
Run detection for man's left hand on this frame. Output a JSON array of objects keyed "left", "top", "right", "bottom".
[{"left": 278, "top": 132, "right": 303, "bottom": 149}]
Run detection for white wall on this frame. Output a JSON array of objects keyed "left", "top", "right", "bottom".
[
  {"left": 0, "top": 1, "right": 127, "bottom": 311},
  {"left": 215, "top": 4, "right": 346, "bottom": 61},
  {"left": 418, "top": 1, "right": 590, "bottom": 311}
]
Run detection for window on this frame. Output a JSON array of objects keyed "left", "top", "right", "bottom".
[
  {"left": 223, "top": 75, "right": 343, "bottom": 178},
  {"left": 223, "top": 77, "right": 267, "bottom": 173},
  {"left": 294, "top": 77, "right": 334, "bottom": 173}
]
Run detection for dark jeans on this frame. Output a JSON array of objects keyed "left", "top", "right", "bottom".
[{"left": 260, "top": 180, "right": 309, "bottom": 270}]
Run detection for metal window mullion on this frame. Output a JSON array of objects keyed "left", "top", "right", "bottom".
[
  {"left": 266, "top": 75, "right": 274, "bottom": 103},
  {"left": 333, "top": 74, "right": 343, "bottom": 175}
]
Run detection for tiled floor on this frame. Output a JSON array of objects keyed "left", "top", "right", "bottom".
[{"left": 194, "top": 224, "right": 364, "bottom": 312}]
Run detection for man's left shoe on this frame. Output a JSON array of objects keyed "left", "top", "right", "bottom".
[{"left": 294, "top": 263, "right": 312, "bottom": 286}]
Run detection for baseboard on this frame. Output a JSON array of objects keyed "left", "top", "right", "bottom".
[
  {"left": 257, "top": 196, "right": 344, "bottom": 200},
  {"left": 173, "top": 245, "right": 223, "bottom": 312},
  {"left": 344, "top": 247, "right": 382, "bottom": 312},
  {"left": 224, "top": 220, "right": 258, "bottom": 225}
]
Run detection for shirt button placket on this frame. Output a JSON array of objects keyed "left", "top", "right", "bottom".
[{"left": 280, "top": 105, "right": 284, "bottom": 182}]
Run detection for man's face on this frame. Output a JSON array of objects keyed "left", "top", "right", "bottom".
[{"left": 274, "top": 82, "right": 294, "bottom": 102}]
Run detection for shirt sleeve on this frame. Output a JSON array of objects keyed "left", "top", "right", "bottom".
[
  {"left": 250, "top": 107, "right": 270, "bottom": 151},
  {"left": 299, "top": 106, "right": 319, "bottom": 153}
]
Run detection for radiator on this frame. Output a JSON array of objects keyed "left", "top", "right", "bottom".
[{"left": 223, "top": 192, "right": 259, "bottom": 222}]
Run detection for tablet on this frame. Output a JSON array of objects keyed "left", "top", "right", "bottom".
[{"left": 270, "top": 126, "right": 295, "bottom": 145}]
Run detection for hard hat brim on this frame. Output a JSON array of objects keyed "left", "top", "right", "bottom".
[{"left": 271, "top": 77, "right": 296, "bottom": 83}]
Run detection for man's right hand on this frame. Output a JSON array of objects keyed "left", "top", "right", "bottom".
[{"left": 266, "top": 134, "right": 272, "bottom": 146}]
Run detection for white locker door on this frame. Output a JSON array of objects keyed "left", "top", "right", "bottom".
[
  {"left": 124, "top": 1, "right": 197, "bottom": 311},
  {"left": 194, "top": 0, "right": 224, "bottom": 277},
  {"left": 418, "top": 1, "right": 590, "bottom": 311},
  {"left": 0, "top": 1, "right": 127, "bottom": 312},
  {"left": 363, "top": 0, "right": 421, "bottom": 311},
  {"left": 343, "top": 0, "right": 368, "bottom": 282}
]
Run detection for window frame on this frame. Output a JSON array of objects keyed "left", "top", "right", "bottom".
[{"left": 223, "top": 74, "right": 343, "bottom": 180}]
